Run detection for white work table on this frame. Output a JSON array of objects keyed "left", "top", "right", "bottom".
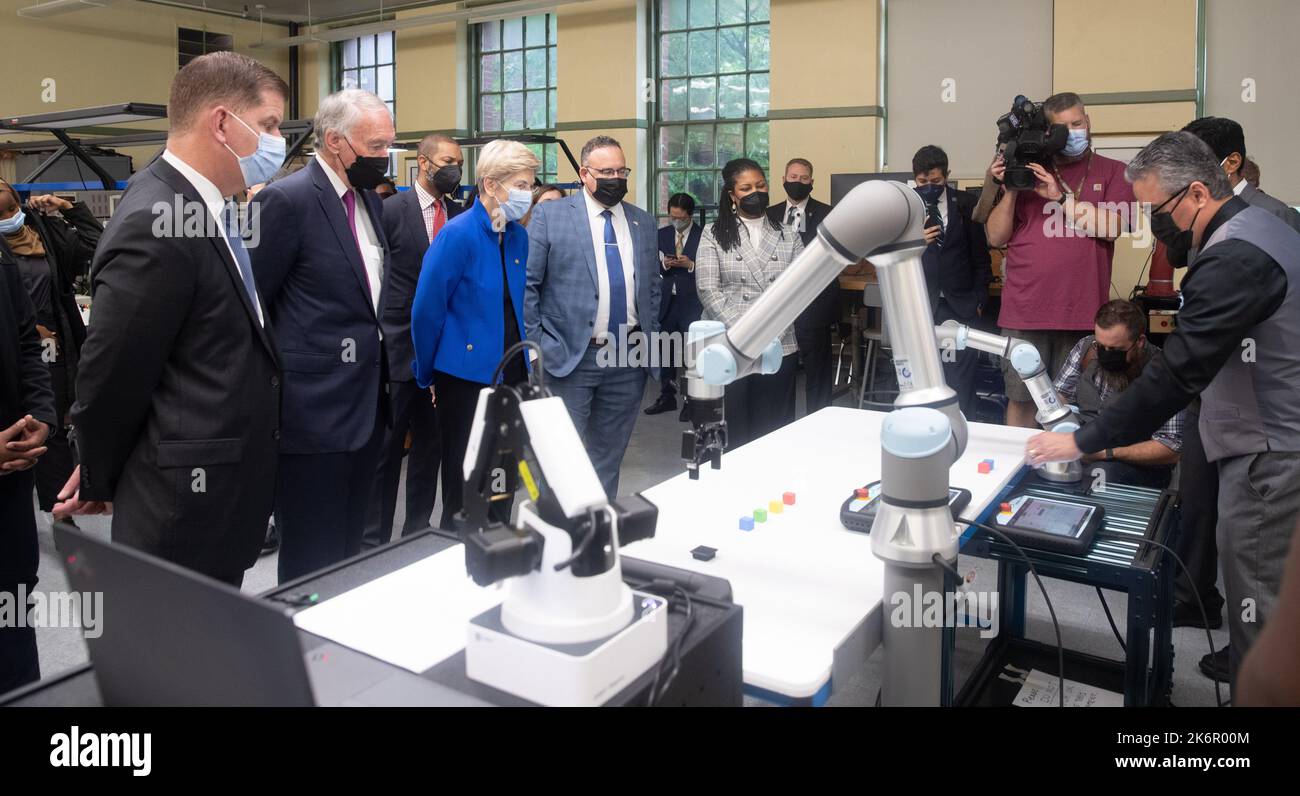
[{"left": 624, "top": 406, "right": 1036, "bottom": 704}]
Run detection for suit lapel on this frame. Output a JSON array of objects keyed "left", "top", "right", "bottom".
[
  {"left": 567, "top": 193, "right": 600, "bottom": 288},
  {"left": 941, "top": 189, "right": 958, "bottom": 251},
  {"left": 151, "top": 158, "right": 278, "bottom": 365},
  {"left": 310, "top": 160, "right": 376, "bottom": 318}
]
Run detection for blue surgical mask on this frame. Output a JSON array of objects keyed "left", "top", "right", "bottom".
[
  {"left": 0, "top": 209, "right": 24, "bottom": 236},
  {"left": 499, "top": 187, "right": 534, "bottom": 222},
  {"left": 1062, "top": 128, "right": 1089, "bottom": 157},
  {"left": 225, "top": 112, "right": 286, "bottom": 189}
]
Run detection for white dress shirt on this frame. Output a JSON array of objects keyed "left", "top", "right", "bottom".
[
  {"left": 740, "top": 212, "right": 768, "bottom": 250},
  {"left": 316, "top": 153, "right": 384, "bottom": 312},
  {"left": 583, "top": 188, "right": 637, "bottom": 336},
  {"left": 934, "top": 185, "right": 949, "bottom": 227},
  {"left": 161, "top": 149, "right": 263, "bottom": 325},
  {"left": 1233, "top": 178, "right": 1248, "bottom": 196},
  {"left": 781, "top": 196, "right": 808, "bottom": 233}
]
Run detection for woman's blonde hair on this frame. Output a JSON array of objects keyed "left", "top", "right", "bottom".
[{"left": 476, "top": 139, "right": 540, "bottom": 231}]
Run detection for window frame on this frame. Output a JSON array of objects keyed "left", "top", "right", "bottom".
[{"left": 471, "top": 13, "right": 561, "bottom": 185}]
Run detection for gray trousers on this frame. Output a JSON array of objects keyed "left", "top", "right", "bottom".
[{"left": 1215, "top": 451, "right": 1300, "bottom": 697}]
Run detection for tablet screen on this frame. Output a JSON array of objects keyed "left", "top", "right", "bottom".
[{"left": 1011, "top": 498, "right": 1092, "bottom": 537}]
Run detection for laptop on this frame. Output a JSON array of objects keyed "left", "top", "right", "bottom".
[{"left": 53, "top": 522, "right": 488, "bottom": 707}]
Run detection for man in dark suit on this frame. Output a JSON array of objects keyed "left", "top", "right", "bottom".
[
  {"left": 54, "top": 52, "right": 287, "bottom": 589},
  {"left": 911, "top": 145, "right": 992, "bottom": 418},
  {"left": 363, "top": 133, "right": 463, "bottom": 548},
  {"left": 645, "top": 191, "right": 702, "bottom": 418},
  {"left": 915, "top": 146, "right": 993, "bottom": 416},
  {"left": 250, "top": 89, "right": 395, "bottom": 583},
  {"left": 1, "top": 250, "right": 54, "bottom": 693},
  {"left": 768, "top": 158, "right": 835, "bottom": 414}
]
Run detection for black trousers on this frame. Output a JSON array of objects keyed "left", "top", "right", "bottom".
[
  {"left": 934, "top": 299, "right": 980, "bottom": 419},
  {"left": 275, "top": 413, "right": 384, "bottom": 584},
  {"left": 795, "top": 324, "right": 834, "bottom": 415},
  {"left": 33, "top": 361, "right": 75, "bottom": 513},
  {"left": 0, "top": 470, "right": 40, "bottom": 694},
  {"left": 1174, "top": 403, "right": 1226, "bottom": 614},
  {"left": 433, "top": 370, "right": 488, "bottom": 531},
  {"left": 724, "top": 353, "right": 798, "bottom": 450},
  {"left": 362, "top": 380, "right": 441, "bottom": 548}
]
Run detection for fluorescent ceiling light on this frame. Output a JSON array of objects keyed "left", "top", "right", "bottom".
[{"left": 17, "top": 0, "right": 116, "bottom": 19}]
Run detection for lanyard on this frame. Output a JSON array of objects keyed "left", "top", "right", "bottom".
[{"left": 1053, "top": 150, "right": 1094, "bottom": 197}]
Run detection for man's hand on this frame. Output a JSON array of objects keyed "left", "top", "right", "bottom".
[
  {"left": 428, "top": 386, "right": 437, "bottom": 406},
  {"left": 1027, "top": 163, "right": 1064, "bottom": 202},
  {"left": 27, "top": 194, "right": 73, "bottom": 214},
  {"left": 51, "top": 465, "right": 112, "bottom": 518},
  {"left": 0, "top": 415, "right": 49, "bottom": 474},
  {"left": 1025, "top": 431, "right": 1083, "bottom": 466},
  {"left": 987, "top": 153, "right": 1007, "bottom": 187},
  {"left": 923, "top": 224, "right": 942, "bottom": 245}
]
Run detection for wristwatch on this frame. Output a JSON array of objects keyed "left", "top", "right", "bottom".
[{"left": 1104, "top": 448, "right": 1115, "bottom": 462}]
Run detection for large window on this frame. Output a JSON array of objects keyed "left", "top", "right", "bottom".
[
  {"left": 475, "top": 14, "right": 559, "bottom": 184},
  {"left": 334, "top": 33, "right": 397, "bottom": 175},
  {"left": 654, "top": 0, "right": 770, "bottom": 214}
]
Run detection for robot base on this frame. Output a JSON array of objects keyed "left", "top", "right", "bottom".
[{"left": 466, "top": 592, "right": 668, "bottom": 706}]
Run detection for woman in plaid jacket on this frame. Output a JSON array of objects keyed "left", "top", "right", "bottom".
[{"left": 695, "top": 158, "right": 805, "bottom": 449}]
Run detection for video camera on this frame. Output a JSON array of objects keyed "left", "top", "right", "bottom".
[{"left": 995, "top": 95, "right": 1068, "bottom": 191}]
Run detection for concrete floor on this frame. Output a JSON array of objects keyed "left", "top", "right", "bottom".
[{"left": 25, "top": 374, "right": 1230, "bottom": 707}]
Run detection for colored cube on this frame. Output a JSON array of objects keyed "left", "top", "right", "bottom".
[
  {"left": 739, "top": 516, "right": 755, "bottom": 531},
  {"left": 769, "top": 500, "right": 784, "bottom": 514},
  {"left": 783, "top": 491, "right": 796, "bottom": 505},
  {"left": 754, "top": 509, "right": 768, "bottom": 523},
  {"left": 977, "top": 461, "right": 992, "bottom": 474}
]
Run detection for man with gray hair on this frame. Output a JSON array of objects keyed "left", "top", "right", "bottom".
[
  {"left": 250, "top": 89, "right": 397, "bottom": 582},
  {"left": 1026, "top": 130, "right": 1300, "bottom": 697}
]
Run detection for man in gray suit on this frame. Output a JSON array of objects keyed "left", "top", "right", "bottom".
[{"left": 524, "top": 136, "right": 660, "bottom": 496}]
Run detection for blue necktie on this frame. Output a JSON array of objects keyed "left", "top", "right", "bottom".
[
  {"left": 222, "top": 202, "right": 261, "bottom": 321},
  {"left": 601, "top": 209, "right": 627, "bottom": 335}
]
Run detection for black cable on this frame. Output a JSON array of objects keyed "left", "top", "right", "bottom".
[
  {"left": 492, "top": 339, "right": 544, "bottom": 391},
  {"left": 953, "top": 517, "right": 1065, "bottom": 707},
  {"left": 1096, "top": 586, "right": 1127, "bottom": 654},
  {"left": 1095, "top": 531, "right": 1224, "bottom": 708},
  {"left": 626, "top": 579, "right": 694, "bottom": 706},
  {"left": 1128, "top": 246, "right": 1155, "bottom": 301},
  {"left": 552, "top": 506, "right": 599, "bottom": 572}
]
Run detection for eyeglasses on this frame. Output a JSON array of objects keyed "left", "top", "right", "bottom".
[
  {"left": 585, "top": 167, "right": 632, "bottom": 179},
  {"left": 1144, "top": 184, "right": 1190, "bottom": 219}
]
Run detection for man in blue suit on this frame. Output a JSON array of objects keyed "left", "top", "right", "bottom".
[
  {"left": 250, "top": 89, "right": 396, "bottom": 582},
  {"left": 644, "top": 191, "right": 702, "bottom": 419},
  {"left": 912, "top": 145, "right": 992, "bottom": 417},
  {"left": 524, "top": 135, "right": 660, "bottom": 497},
  {"left": 362, "top": 133, "right": 464, "bottom": 548}
]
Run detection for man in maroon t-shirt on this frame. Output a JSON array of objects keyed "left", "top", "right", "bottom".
[{"left": 985, "top": 92, "right": 1135, "bottom": 428}]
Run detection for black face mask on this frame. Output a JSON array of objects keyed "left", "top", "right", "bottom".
[
  {"left": 783, "top": 181, "right": 812, "bottom": 202},
  {"left": 342, "top": 138, "right": 390, "bottom": 190},
  {"left": 1095, "top": 344, "right": 1131, "bottom": 373},
  {"left": 1150, "top": 185, "right": 1201, "bottom": 267},
  {"left": 590, "top": 176, "right": 628, "bottom": 207},
  {"left": 737, "top": 190, "right": 769, "bottom": 217},
  {"left": 431, "top": 163, "right": 461, "bottom": 196}
]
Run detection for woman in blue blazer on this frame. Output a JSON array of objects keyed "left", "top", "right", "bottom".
[{"left": 412, "top": 139, "right": 538, "bottom": 528}]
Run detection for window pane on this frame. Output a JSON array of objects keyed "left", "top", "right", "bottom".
[
  {"left": 480, "top": 20, "right": 500, "bottom": 51},
  {"left": 504, "top": 50, "right": 524, "bottom": 91},
  {"left": 658, "top": 171, "right": 687, "bottom": 213},
  {"left": 749, "top": 0, "right": 769, "bottom": 23},
  {"left": 386, "top": 101, "right": 395, "bottom": 123},
  {"left": 687, "top": 125, "right": 715, "bottom": 169},
  {"left": 659, "top": 125, "right": 686, "bottom": 168},
  {"left": 545, "top": 144, "right": 558, "bottom": 177},
  {"left": 359, "top": 67, "right": 377, "bottom": 94},
  {"left": 378, "top": 31, "right": 393, "bottom": 64},
  {"left": 503, "top": 17, "right": 523, "bottom": 49},
  {"left": 480, "top": 94, "right": 502, "bottom": 131},
  {"left": 480, "top": 53, "right": 501, "bottom": 92},
  {"left": 687, "top": 170, "right": 716, "bottom": 206},
  {"left": 662, "top": 79, "right": 689, "bottom": 121},
  {"left": 549, "top": 13, "right": 558, "bottom": 43},
  {"left": 745, "top": 121, "right": 769, "bottom": 167},
  {"left": 549, "top": 46, "right": 558, "bottom": 86},
  {"left": 360, "top": 35, "right": 375, "bottom": 66},
  {"left": 661, "top": 0, "right": 688, "bottom": 30},
  {"left": 548, "top": 88, "right": 557, "bottom": 126},
  {"left": 525, "top": 14, "right": 546, "bottom": 47},
  {"left": 526, "top": 47, "right": 547, "bottom": 89},
  {"left": 718, "top": 26, "right": 746, "bottom": 73},
  {"left": 718, "top": 74, "right": 746, "bottom": 118},
  {"left": 527, "top": 143, "right": 544, "bottom": 168},
  {"left": 689, "top": 0, "right": 716, "bottom": 28},
  {"left": 526, "top": 90, "right": 547, "bottom": 129},
  {"left": 688, "top": 29, "right": 716, "bottom": 75},
  {"left": 503, "top": 92, "right": 524, "bottom": 131},
  {"left": 341, "top": 39, "right": 358, "bottom": 70},
  {"left": 716, "top": 122, "right": 744, "bottom": 165},
  {"left": 748, "top": 24, "right": 769, "bottom": 70},
  {"left": 689, "top": 76, "right": 717, "bottom": 120},
  {"left": 378, "top": 65, "right": 394, "bottom": 101},
  {"left": 718, "top": 0, "right": 746, "bottom": 25},
  {"left": 660, "top": 32, "right": 688, "bottom": 78},
  {"left": 340, "top": 70, "right": 358, "bottom": 90},
  {"left": 748, "top": 73, "right": 769, "bottom": 117}
]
